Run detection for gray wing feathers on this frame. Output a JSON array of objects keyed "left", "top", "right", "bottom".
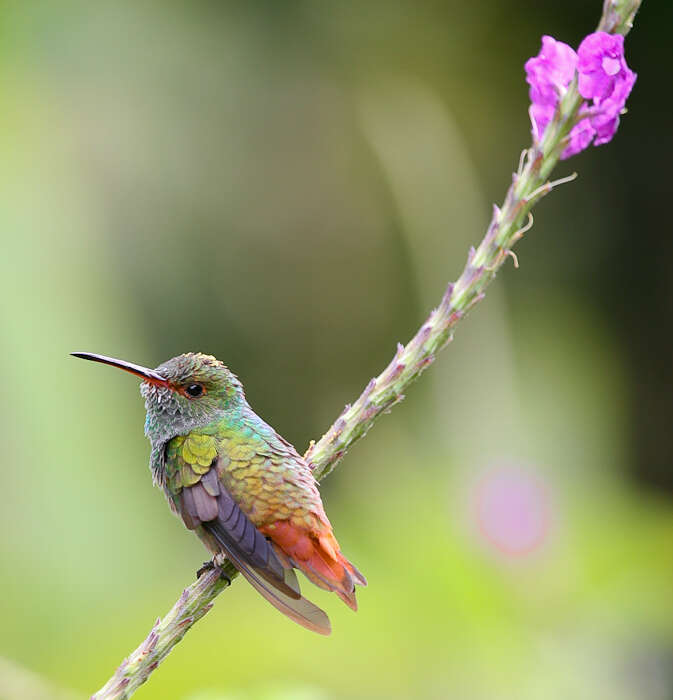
[
  {"left": 218, "top": 538, "right": 331, "bottom": 636},
  {"left": 178, "top": 461, "right": 330, "bottom": 634},
  {"left": 178, "top": 465, "right": 307, "bottom": 598}
]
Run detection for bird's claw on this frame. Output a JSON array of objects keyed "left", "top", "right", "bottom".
[
  {"left": 196, "top": 557, "right": 231, "bottom": 585},
  {"left": 196, "top": 560, "right": 215, "bottom": 579},
  {"left": 196, "top": 559, "right": 220, "bottom": 579}
]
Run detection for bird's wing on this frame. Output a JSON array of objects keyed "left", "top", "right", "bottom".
[{"left": 164, "top": 432, "right": 331, "bottom": 635}]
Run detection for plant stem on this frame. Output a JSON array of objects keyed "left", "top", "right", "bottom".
[{"left": 91, "top": 1, "right": 642, "bottom": 697}]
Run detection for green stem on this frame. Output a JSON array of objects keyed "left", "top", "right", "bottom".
[
  {"left": 597, "top": 0, "right": 642, "bottom": 33},
  {"left": 91, "top": 1, "right": 643, "bottom": 697}
]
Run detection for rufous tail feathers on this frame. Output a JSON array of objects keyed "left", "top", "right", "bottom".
[{"left": 262, "top": 520, "right": 367, "bottom": 611}]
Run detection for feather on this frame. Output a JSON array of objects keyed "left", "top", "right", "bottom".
[
  {"left": 177, "top": 466, "right": 297, "bottom": 603},
  {"left": 180, "top": 487, "right": 199, "bottom": 530},
  {"left": 203, "top": 483, "right": 299, "bottom": 599},
  {"left": 190, "top": 482, "right": 219, "bottom": 522},
  {"left": 200, "top": 468, "right": 220, "bottom": 497},
  {"left": 262, "top": 519, "right": 366, "bottom": 610},
  {"left": 206, "top": 516, "right": 298, "bottom": 599},
  {"left": 271, "top": 543, "right": 302, "bottom": 597},
  {"left": 284, "top": 567, "right": 301, "bottom": 596},
  {"left": 231, "top": 507, "right": 248, "bottom": 541},
  {"left": 239, "top": 517, "right": 257, "bottom": 556},
  {"left": 216, "top": 537, "right": 331, "bottom": 636}
]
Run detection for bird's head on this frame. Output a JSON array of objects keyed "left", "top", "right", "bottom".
[{"left": 71, "top": 351, "right": 244, "bottom": 443}]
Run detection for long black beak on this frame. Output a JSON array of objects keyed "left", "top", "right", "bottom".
[{"left": 70, "top": 351, "right": 168, "bottom": 385}]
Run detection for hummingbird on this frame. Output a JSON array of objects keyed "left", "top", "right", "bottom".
[{"left": 72, "top": 351, "right": 366, "bottom": 635}]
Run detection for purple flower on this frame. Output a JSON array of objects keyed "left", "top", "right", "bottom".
[
  {"left": 525, "top": 31, "right": 636, "bottom": 158},
  {"left": 525, "top": 36, "right": 578, "bottom": 105},
  {"left": 577, "top": 32, "right": 637, "bottom": 146},
  {"left": 577, "top": 33, "right": 634, "bottom": 102},
  {"left": 564, "top": 114, "right": 596, "bottom": 159},
  {"left": 525, "top": 36, "right": 578, "bottom": 139},
  {"left": 528, "top": 102, "right": 555, "bottom": 141}
]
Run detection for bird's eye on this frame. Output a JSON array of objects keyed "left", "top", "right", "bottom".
[{"left": 185, "top": 383, "right": 204, "bottom": 398}]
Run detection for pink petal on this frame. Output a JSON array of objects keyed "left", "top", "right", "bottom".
[{"left": 602, "top": 56, "right": 621, "bottom": 76}]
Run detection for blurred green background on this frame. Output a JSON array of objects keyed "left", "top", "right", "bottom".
[{"left": 2, "top": 1, "right": 672, "bottom": 699}]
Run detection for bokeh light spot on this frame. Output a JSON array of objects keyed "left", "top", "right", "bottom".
[{"left": 473, "top": 464, "right": 551, "bottom": 557}]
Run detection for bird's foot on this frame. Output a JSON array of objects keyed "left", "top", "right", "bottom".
[
  {"left": 196, "top": 556, "right": 231, "bottom": 584},
  {"left": 196, "top": 559, "right": 215, "bottom": 579}
]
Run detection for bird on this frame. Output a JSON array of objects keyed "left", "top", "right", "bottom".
[{"left": 71, "top": 351, "right": 366, "bottom": 635}]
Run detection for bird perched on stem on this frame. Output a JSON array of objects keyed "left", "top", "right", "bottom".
[{"left": 72, "top": 351, "right": 366, "bottom": 635}]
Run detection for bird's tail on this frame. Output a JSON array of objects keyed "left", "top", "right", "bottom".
[{"left": 262, "top": 520, "right": 367, "bottom": 611}]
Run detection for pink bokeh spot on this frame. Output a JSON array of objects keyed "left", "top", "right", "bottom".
[{"left": 473, "top": 465, "right": 551, "bottom": 557}]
